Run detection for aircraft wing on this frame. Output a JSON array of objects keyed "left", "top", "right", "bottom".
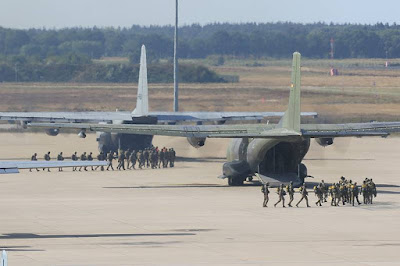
[
  {"left": 28, "top": 121, "right": 400, "bottom": 139},
  {"left": 0, "top": 111, "right": 317, "bottom": 124},
  {"left": 0, "top": 161, "right": 107, "bottom": 174}
]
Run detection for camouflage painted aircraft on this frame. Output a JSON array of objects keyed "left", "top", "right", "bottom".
[
  {"left": 30, "top": 52, "right": 400, "bottom": 186},
  {"left": 0, "top": 45, "right": 317, "bottom": 153}
]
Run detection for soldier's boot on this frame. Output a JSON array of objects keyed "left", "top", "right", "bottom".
[
  {"left": 36, "top": 168, "right": 40, "bottom": 172},
  {"left": 47, "top": 168, "right": 50, "bottom": 172},
  {"left": 30, "top": 169, "right": 32, "bottom": 172},
  {"left": 79, "top": 167, "right": 82, "bottom": 172}
]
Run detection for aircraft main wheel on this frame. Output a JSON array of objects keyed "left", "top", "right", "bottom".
[{"left": 228, "top": 177, "right": 244, "bottom": 186}]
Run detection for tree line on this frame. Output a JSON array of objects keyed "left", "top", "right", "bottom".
[{"left": 1, "top": 22, "right": 400, "bottom": 60}]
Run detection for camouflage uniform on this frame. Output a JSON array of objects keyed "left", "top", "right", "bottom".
[
  {"left": 117, "top": 150, "right": 126, "bottom": 170},
  {"left": 144, "top": 149, "right": 150, "bottom": 168},
  {"left": 87, "top": 152, "right": 94, "bottom": 171},
  {"left": 79, "top": 152, "right": 88, "bottom": 171},
  {"left": 43, "top": 152, "right": 51, "bottom": 172},
  {"left": 125, "top": 150, "right": 131, "bottom": 169},
  {"left": 106, "top": 151, "right": 115, "bottom": 171},
  {"left": 57, "top": 152, "right": 64, "bottom": 172},
  {"left": 314, "top": 184, "right": 323, "bottom": 206},
  {"left": 169, "top": 148, "right": 176, "bottom": 167},
  {"left": 274, "top": 184, "right": 286, "bottom": 208},
  {"left": 137, "top": 150, "right": 144, "bottom": 169},
  {"left": 361, "top": 180, "right": 370, "bottom": 204},
  {"left": 261, "top": 183, "right": 270, "bottom": 207},
  {"left": 159, "top": 149, "right": 165, "bottom": 168},
  {"left": 321, "top": 180, "right": 328, "bottom": 202},
  {"left": 129, "top": 151, "right": 137, "bottom": 169},
  {"left": 71, "top": 152, "right": 78, "bottom": 171},
  {"left": 296, "top": 183, "right": 310, "bottom": 207},
  {"left": 30, "top": 153, "right": 39, "bottom": 172},
  {"left": 286, "top": 181, "right": 295, "bottom": 207},
  {"left": 351, "top": 182, "right": 361, "bottom": 206},
  {"left": 96, "top": 152, "right": 105, "bottom": 171}
]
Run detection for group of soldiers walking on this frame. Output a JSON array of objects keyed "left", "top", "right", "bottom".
[
  {"left": 261, "top": 176, "right": 377, "bottom": 208},
  {"left": 29, "top": 147, "right": 176, "bottom": 172},
  {"left": 103, "top": 146, "right": 176, "bottom": 171}
]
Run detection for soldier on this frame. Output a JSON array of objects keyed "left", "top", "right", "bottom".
[
  {"left": 71, "top": 152, "right": 78, "bottom": 171},
  {"left": 159, "top": 148, "right": 165, "bottom": 168},
  {"left": 296, "top": 183, "right": 310, "bottom": 207},
  {"left": 129, "top": 150, "right": 137, "bottom": 169},
  {"left": 164, "top": 148, "right": 170, "bottom": 168},
  {"left": 261, "top": 182, "right": 270, "bottom": 207},
  {"left": 314, "top": 183, "right": 324, "bottom": 207},
  {"left": 106, "top": 151, "right": 115, "bottom": 171},
  {"left": 96, "top": 152, "right": 105, "bottom": 171},
  {"left": 30, "top": 153, "right": 39, "bottom": 172},
  {"left": 369, "top": 178, "right": 377, "bottom": 203},
  {"left": 351, "top": 182, "right": 361, "bottom": 206},
  {"left": 57, "top": 152, "right": 64, "bottom": 172},
  {"left": 117, "top": 150, "right": 126, "bottom": 170},
  {"left": 125, "top": 149, "right": 131, "bottom": 169},
  {"left": 361, "top": 180, "right": 370, "bottom": 204},
  {"left": 144, "top": 148, "right": 150, "bottom": 168},
  {"left": 43, "top": 152, "right": 51, "bottom": 172},
  {"left": 150, "top": 149, "right": 157, "bottom": 169},
  {"left": 286, "top": 181, "right": 295, "bottom": 207},
  {"left": 321, "top": 180, "right": 328, "bottom": 202},
  {"left": 339, "top": 182, "right": 347, "bottom": 205},
  {"left": 138, "top": 150, "right": 145, "bottom": 169},
  {"left": 79, "top": 152, "right": 88, "bottom": 171},
  {"left": 87, "top": 152, "right": 94, "bottom": 171},
  {"left": 274, "top": 184, "right": 286, "bottom": 208},
  {"left": 328, "top": 183, "right": 336, "bottom": 206},
  {"left": 169, "top": 148, "right": 176, "bottom": 167}
]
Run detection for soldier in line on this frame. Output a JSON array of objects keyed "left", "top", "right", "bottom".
[
  {"left": 87, "top": 152, "right": 94, "bottom": 171},
  {"left": 274, "top": 184, "right": 286, "bottom": 208},
  {"left": 164, "top": 148, "right": 170, "bottom": 168},
  {"left": 329, "top": 183, "right": 339, "bottom": 206},
  {"left": 338, "top": 182, "right": 347, "bottom": 205},
  {"left": 117, "top": 150, "right": 125, "bottom": 170},
  {"left": 369, "top": 178, "right": 377, "bottom": 203},
  {"left": 129, "top": 150, "right": 137, "bottom": 169},
  {"left": 57, "top": 152, "right": 64, "bottom": 172},
  {"left": 286, "top": 181, "right": 295, "bottom": 207},
  {"left": 96, "top": 152, "right": 105, "bottom": 171},
  {"left": 144, "top": 148, "right": 150, "bottom": 168},
  {"left": 106, "top": 151, "right": 115, "bottom": 171},
  {"left": 296, "top": 183, "right": 310, "bottom": 207},
  {"left": 151, "top": 149, "right": 158, "bottom": 169},
  {"left": 169, "top": 148, "right": 176, "bottom": 168},
  {"left": 79, "top": 152, "right": 88, "bottom": 171},
  {"left": 351, "top": 182, "right": 361, "bottom": 206},
  {"left": 71, "top": 152, "right": 78, "bottom": 171},
  {"left": 321, "top": 180, "right": 328, "bottom": 202},
  {"left": 314, "top": 183, "right": 324, "bottom": 207},
  {"left": 30, "top": 153, "right": 40, "bottom": 172},
  {"left": 261, "top": 182, "right": 270, "bottom": 207},
  {"left": 159, "top": 148, "right": 165, "bottom": 168},
  {"left": 43, "top": 151, "right": 51, "bottom": 172},
  {"left": 125, "top": 149, "right": 131, "bottom": 169}
]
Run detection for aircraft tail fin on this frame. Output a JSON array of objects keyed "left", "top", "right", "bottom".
[
  {"left": 132, "top": 45, "right": 149, "bottom": 116},
  {"left": 279, "top": 52, "right": 301, "bottom": 133}
]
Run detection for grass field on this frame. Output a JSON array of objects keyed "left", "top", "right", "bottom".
[{"left": 1, "top": 57, "right": 400, "bottom": 123}]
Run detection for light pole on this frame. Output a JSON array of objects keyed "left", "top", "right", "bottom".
[{"left": 173, "top": 0, "right": 179, "bottom": 112}]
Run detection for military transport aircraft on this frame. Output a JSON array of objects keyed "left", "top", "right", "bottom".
[
  {"left": 31, "top": 52, "right": 400, "bottom": 186},
  {"left": 0, "top": 161, "right": 107, "bottom": 174},
  {"left": 0, "top": 45, "right": 317, "bottom": 153}
]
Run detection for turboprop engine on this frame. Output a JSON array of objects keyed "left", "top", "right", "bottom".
[
  {"left": 187, "top": 137, "right": 206, "bottom": 148},
  {"left": 315, "top": 138, "right": 334, "bottom": 147},
  {"left": 45, "top": 128, "right": 59, "bottom": 136},
  {"left": 223, "top": 138, "right": 311, "bottom": 186}
]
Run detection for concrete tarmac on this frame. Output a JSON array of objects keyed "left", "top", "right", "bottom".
[{"left": 0, "top": 133, "right": 399, "bottom": 265}]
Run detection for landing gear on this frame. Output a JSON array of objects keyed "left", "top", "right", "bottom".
[{"left": 228, "top": 177, "right": 244, "bottom": 186}]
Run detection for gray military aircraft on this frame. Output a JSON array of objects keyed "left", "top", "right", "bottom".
[
  {"left": 0, "top": 161, "right": 107, "bottom": 174},
  {"left": 0, "top": 45, "right": 317, "bottom": 153},
  {"left": 31, "top": 52, "right": 400, "bottom": 186}
]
